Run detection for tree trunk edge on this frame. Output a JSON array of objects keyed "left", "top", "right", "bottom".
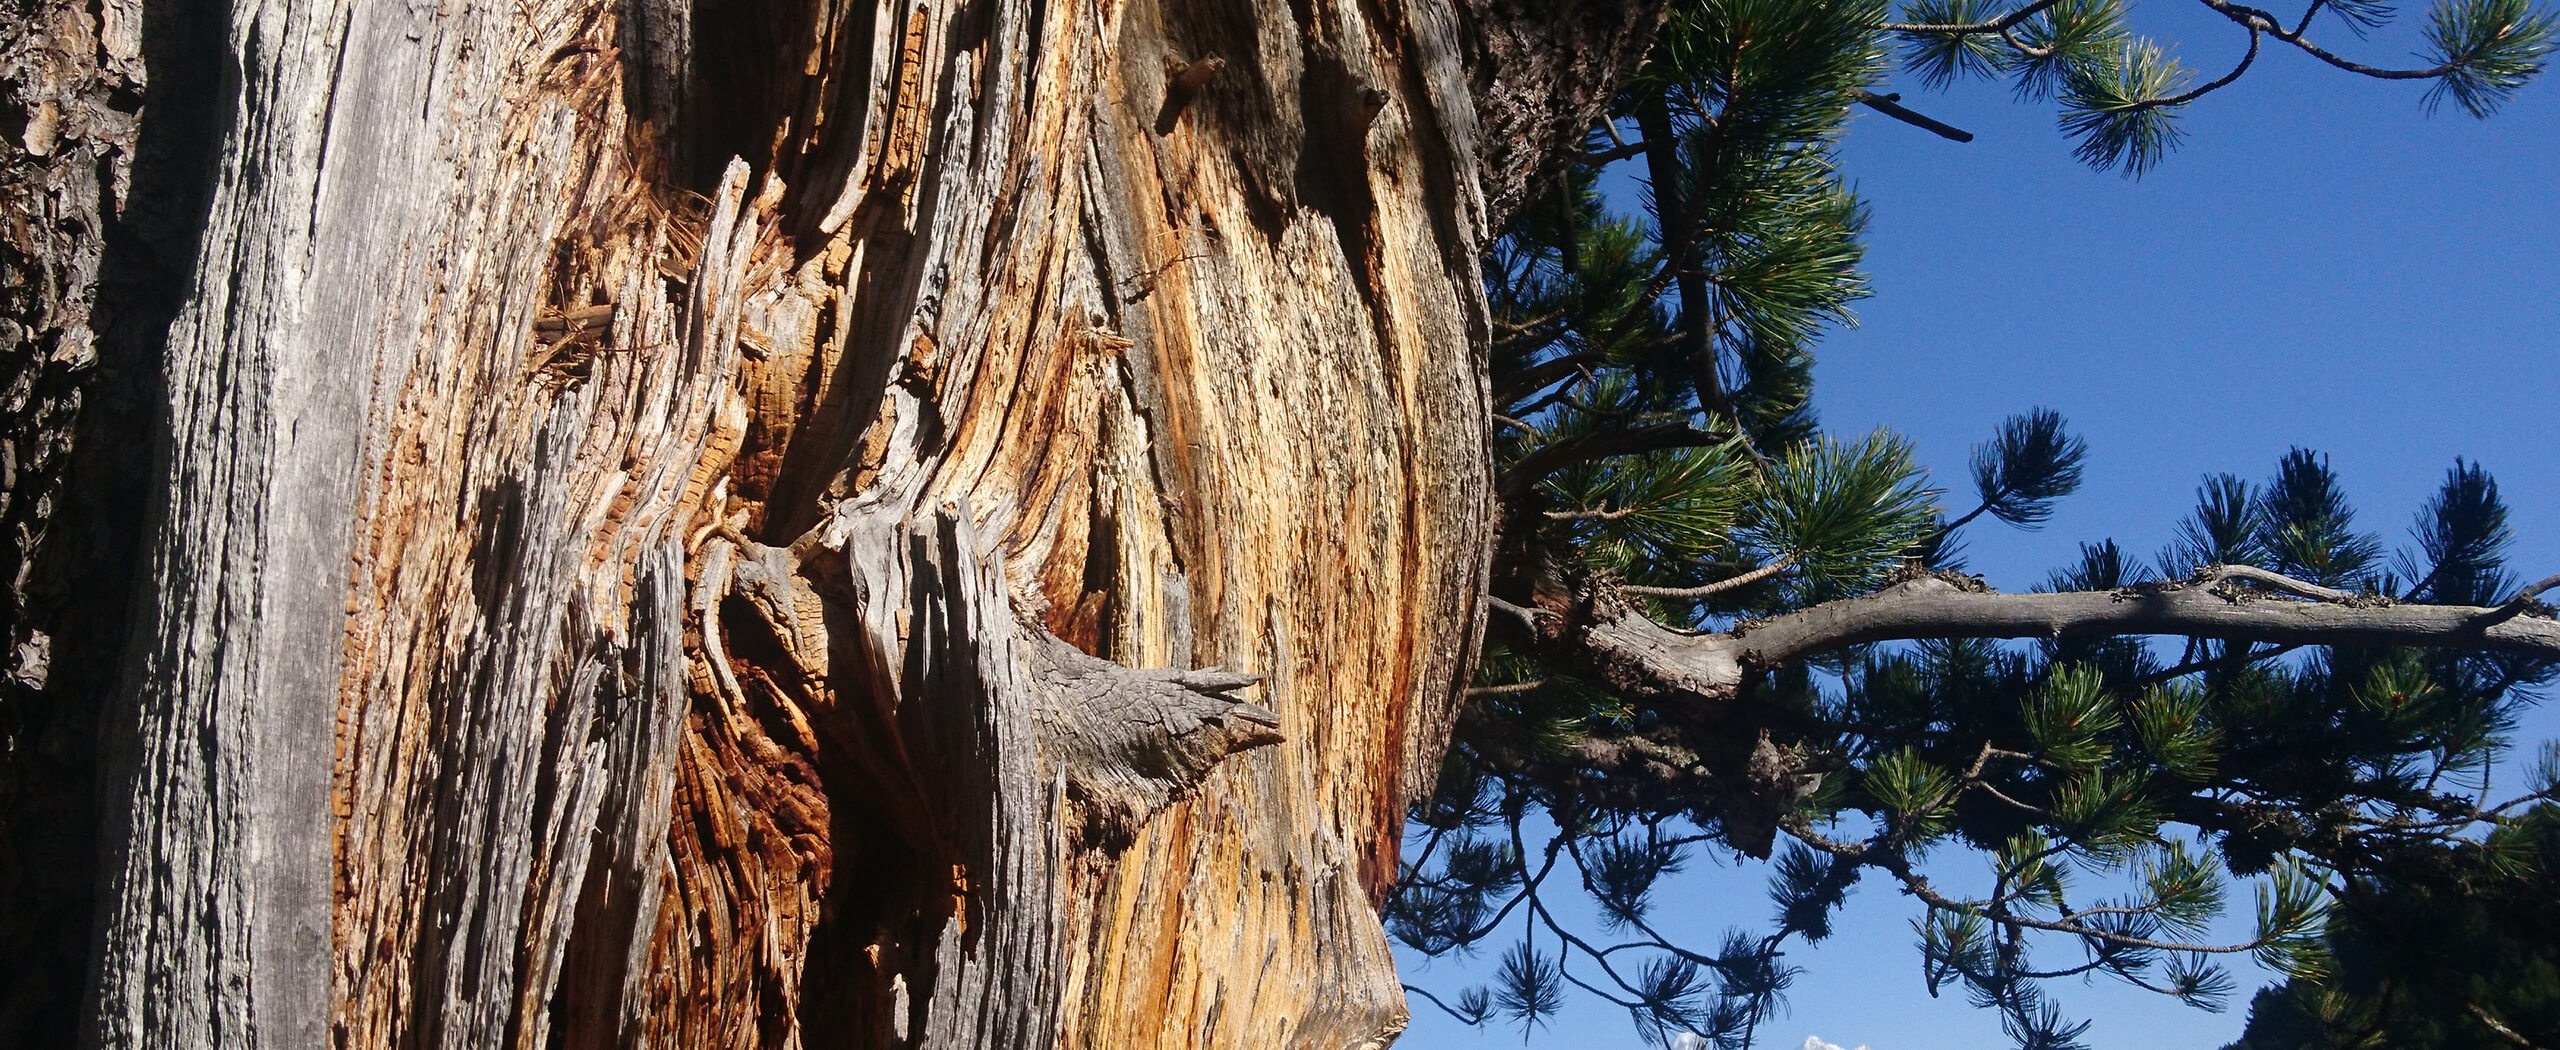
[{"left": 0, "top": 1, "right": 1671, "bottom": 1048}]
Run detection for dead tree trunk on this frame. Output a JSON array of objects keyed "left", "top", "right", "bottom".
[{"left": 0, "top": 1, "right": 1657, "bottom": 1048}]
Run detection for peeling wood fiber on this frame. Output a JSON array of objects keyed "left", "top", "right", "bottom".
[{"left": 38, "top": 0, "right": 1660, "bottom": 1047}]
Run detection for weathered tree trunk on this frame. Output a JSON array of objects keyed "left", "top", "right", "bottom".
[{"left": 0, "top": 1, "right": 1656, "bottom": 1048}]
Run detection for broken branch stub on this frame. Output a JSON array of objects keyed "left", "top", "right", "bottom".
[
  {"left": 1035, "top": 645, "right": 1281, "bottom": 853},
  {"left": 686, "top": 504, "right": 1293, "bottom": 1046},
  {"left": 776, "top": 504, "right": 1285, "bottom": 859}
]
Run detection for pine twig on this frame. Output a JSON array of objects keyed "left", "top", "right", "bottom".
[
  {"left": 1622, "top": 552, "right": 1798, "bottom": 599},
  {"left": 1854, "top": 90, "right": 1975, "bottom": 142}
]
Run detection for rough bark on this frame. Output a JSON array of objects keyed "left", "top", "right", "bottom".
[
  {"left": 0, "top": 0, "right": 166, "bottom": 1039},
  {"left": 1448, "top": 0, "right": 1667, "bottom": 225},
  {"left": 0, "top": 2, "right": 1660, "bottom": 1049}
]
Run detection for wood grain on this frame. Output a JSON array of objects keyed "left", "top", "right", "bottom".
[{"left": 48, "top": 0, "right": 1659, "bottom": 1046}]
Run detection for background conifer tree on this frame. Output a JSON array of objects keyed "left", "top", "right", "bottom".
[{"left": 2224, "top": 803, "right": 2560, "bottom": 1048}]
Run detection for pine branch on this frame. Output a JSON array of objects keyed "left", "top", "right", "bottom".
[
  {"left": 2195, "top": 0, "right": 2473, "bottom": 79},
  {"left": 2464, "top": 999, "right": 2550, "bottom": 1050},
  {"left": 2158, "top": 25, "right": 2263, "bottom": 105},
  {"left": 1522, "top": 566, "right": 2560, "bottom": 706},
  {"left": 1580, "top": 139, "right": 1660, "bottom": 165},
  {"left": 1633, "top": 92, "right": 1730, "bottom": 421},
  {"left": 1784, "top": 822, "right": 2294, "bottom": 957},
  {"left": 2131, "top": 641, "right": 2303, "bottom": 686},
  {"left": 2476, "top": 571, "right": 2560, "bottom": 626},
  {"left": 2193, "top": 563, "right": 2366, "bottom": 602},
  {"left": 1854, "top": 90, "right": 1978, "bottom": 141},
  {"left": 1881, "top": 0, "right": 2076, "bottom": 34},
  {"left": 1497, "top": 351, "right": 1606, "bottom": 408},
  {"left": 2511, "top": 572, "right": 2560, "bottom": 604},
  {"left": 1403, "top": 984, "right": 1494, "bottom": 1026},
  {"left": 1545, "top": 504, "right": 1646, "bottom": 522},
  {"left": 1622, "top": 552, "right": 1799, "bottom": 598},
  {"left": 1496, "top": 424, "right": 1732, "bottom": 499}
]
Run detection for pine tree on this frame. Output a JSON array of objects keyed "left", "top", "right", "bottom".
[
  {"left": 2225, "top": 801, "right": 2560, "bottom": 1049},
  {"left": 1399, "top": 0, "right": 2560, "bottom": 1046}
]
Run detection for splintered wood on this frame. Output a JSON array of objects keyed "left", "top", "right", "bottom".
[{"left": 96, "top": 0, "right": 1517, "bottom": 1047}]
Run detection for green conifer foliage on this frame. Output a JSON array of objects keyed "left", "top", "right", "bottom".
[
  {"left": 2226, "top": 802, "right": 2560, "bottom": 1049},
  {"left": 1402, "top": 0, "right": 2557, "bottom": 1044}
]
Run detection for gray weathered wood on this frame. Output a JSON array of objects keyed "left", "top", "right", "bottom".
[{"left": 1558, "top": 571, "right": 2560, "bottom": 710}]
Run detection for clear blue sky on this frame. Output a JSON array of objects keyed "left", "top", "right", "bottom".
[{"left": 1395, "top": 8, "right": 2559, "bottom": 1049}]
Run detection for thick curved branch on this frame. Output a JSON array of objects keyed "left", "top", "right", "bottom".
[
  {"left": 1034, "top": 642, "right": 1281, "bottom": 853},
  {"left": 1548, "top": 567, "right": 2560, "bottom": 707},
  {"left": 1735, "top": 571, "right": 2559, "bottom": 662},
  {"left": 810, "top": 505, "right": 1282, "bottom": 859}
]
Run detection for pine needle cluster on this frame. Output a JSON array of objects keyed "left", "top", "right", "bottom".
[{"left": 1888, "top": 0, "right": 2555, "bottom": 175}]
